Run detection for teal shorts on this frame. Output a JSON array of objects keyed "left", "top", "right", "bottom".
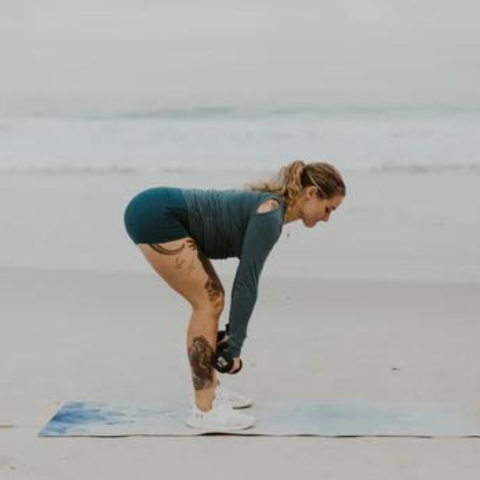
[{"left": 123, "top": 187, "right": 190, "bottom": 244}]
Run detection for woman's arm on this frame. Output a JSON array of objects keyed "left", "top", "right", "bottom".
[{"left": 225, "top": 205, "right": 283, "bottom": 359}]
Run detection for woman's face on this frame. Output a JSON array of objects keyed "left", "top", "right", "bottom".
[{"left": 299, "top": 187, "right": 344, "bottom": 228}]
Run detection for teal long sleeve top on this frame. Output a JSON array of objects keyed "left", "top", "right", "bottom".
[{"left": 180, "top": 188, "right": 285, "bottom": 357}]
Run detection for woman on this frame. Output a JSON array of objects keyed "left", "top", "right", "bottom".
[{"left": 123, "top": 160, "right": 346, "bottom": 431}]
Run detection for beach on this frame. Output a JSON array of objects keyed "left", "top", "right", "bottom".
[
  {"left": 3, "top": 0, "right": 480, "bottom": 475},
  {"left": 1, "top": 169, "right": 480, "bottom": 479}
]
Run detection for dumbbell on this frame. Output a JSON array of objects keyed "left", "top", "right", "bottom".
[
  {"left": 213, "top": 323, "right": 243, "bottom": 374},
  {"left": 216, "top": 323, "right": 230, "bottom": 351},
  {"left": 212, "top": 350, "right": 243, "bottom": 374}
]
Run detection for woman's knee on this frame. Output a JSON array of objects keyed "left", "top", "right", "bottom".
[
  {"left": 136, "top": 237, "right": 226, "bottom": 316},
  {"left": 191, "top": 293, "right": 225, "bottom": 319}
]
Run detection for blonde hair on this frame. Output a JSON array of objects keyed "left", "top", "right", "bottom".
[{"left": 244, "top": 160, "right": 346, "bottom": 208}]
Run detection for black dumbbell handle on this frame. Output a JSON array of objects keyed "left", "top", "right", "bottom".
[{"left": 212, "top": 351, "right": 242, "bottom": 375}]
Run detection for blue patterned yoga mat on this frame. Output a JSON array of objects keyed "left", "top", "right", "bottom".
[{"left": 38, "top": 399, "right": 479, "bottom": 437}]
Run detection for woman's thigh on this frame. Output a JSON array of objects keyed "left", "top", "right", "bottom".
[{"left": 137, "top": 237, "right": 225, "bottom": 312}]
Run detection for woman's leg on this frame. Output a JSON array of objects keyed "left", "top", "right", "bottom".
[{"left": 137, "top": 237, "right": 225, "bottom": 411}]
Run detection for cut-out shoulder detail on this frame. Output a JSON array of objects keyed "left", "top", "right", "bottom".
[{"left": 256, "top": 198, "right": 280, "bottom": 214}]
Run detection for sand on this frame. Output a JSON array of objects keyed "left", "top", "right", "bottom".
[{"left": 1, "top": 170, "right": 480, "bottom": 478}]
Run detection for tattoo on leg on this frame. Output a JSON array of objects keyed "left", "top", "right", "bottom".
[
  {"left": 148, "top": 242, "right": 186, "bottom": 255},
  {"left": 185, "top": 239, "right": 224, "bottom": 303},
  {"left": 186, "top": 257, "right": 196, "bottom": 277},
  {"left": 202, "top": 256, "right": 224, "bottom": 304},
  {"left": 185, "top": 239, "right": 198, "bottom": 252},
  {"left": 188, "top": 336, "right": 215, "bottom": 391},
  {"left": 175, "top": 256, "right": 186, "bottom": 270}
]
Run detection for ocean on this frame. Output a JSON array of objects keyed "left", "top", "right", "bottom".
[
  {"left": 1, "top": 102, "right": 479, "bottom": 281},
  {"left": 1, "top": 105, "right": 480, "bottom": 175}
]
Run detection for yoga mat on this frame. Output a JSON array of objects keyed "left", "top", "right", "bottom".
[{"left": 38, "top": 400, "right": 479, "bottom": 437}]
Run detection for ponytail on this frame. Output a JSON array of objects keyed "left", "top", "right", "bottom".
[{"left": 244, "top": 159, "right": 346, "bottom": 208}]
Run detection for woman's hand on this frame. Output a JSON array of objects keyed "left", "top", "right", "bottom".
[
  {"left": 212, "top": 349, "right": 243, "bottom": 374},
  {"left": 216, "top": 325, "right": 230, "bottom": 352},
  {"left": 216, "top": 333, "right": 230, "bottom": 352},
  {"left": 214, "top": 325, "right": 243, "bottom": 374},
  {"left": 230, "top": 357, "right": 242, "bottom": 373}
]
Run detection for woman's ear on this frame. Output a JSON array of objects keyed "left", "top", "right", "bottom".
[{"left": 306, "top": 186, "right": 317, "bottom": 199}]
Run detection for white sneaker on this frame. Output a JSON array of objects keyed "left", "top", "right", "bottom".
[
  {"left": 186, "top": 396, "right": 256, "bottom": 432},
  {"left": 215, "top": 383, "right": 253, "bottom": 409}
]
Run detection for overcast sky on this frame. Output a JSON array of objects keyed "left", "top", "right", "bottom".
[{"left": 1, "top": 0, "right": 480, "bottom": 107}]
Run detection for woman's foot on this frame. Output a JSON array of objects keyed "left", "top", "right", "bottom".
[{"left": 186, "top": 396, "right": 255, "bottom": 431}]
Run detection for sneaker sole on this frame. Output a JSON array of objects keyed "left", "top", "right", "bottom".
[
  {"left": 231, "top": 401, "right": 254, "bottom": 409},
  {"left": 185, "top": 420, "right": 256, "bottom": 432}
]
